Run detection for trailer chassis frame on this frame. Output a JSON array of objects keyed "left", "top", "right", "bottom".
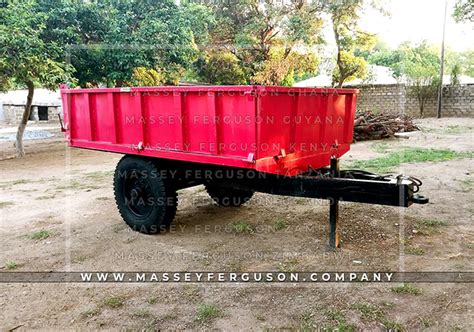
[{"left": 173, "top": 157, "right": 428, "bottom": 249}]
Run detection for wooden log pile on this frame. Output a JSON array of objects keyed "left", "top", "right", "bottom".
[{"left": 353, "top": 111, "right": 419, "bottom": 141}]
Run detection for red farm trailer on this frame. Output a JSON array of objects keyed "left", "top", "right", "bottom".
[{"left": 60, "top": 85, "right": 428, "bottom": 248}]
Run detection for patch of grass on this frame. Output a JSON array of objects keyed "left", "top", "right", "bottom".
[
  {"left": 348, "top": 148, "right": 473, "bottom": 173},
  {"left": 231, "top": 220, "right": 254, "bottom": 234},
  {"left": 35, "top": 194, "right": 56, "bottom": 200},
  {"left": 381, "top": 319, "right": 404, "bottom": 331},
  {"left": 352, "top": 303, "right": 385, "bottom": 322},
  {"left": 372, "top": 142, "right": 391, "bottom": 153},
  {"left": 444, "top": 125, "right": 474, "bottom": 134},
  {"left": 0, "top": 201, "right": 14, "bottom": 208},
  {"left": 414, "top": 218, "right": 447, "bottom": 235},
  {"left": 103, "top": 296, "right": 125, "bottom": 308},
  {"left": 195, "top": 303, "right": 221, "bottom": 324},
  {"left": 277, "top": 258, "right": 299, "bottom": 273},
  {"left": 5, "top": 261, "right": 18, "bottom": 270},
  {"left": 405, "top": 246, "right": 425, "bottom": 255},
  {"left": 274, "top": 219, "right": 288, "bottom": 231},
  {"left": 182, "top": 285, "right": 201, "bottom": 302},
  {"left": 82, "top": 307, "right": 101, "bottom": 318},
  {"left": 85, "top": 170, "right": 113, "bottom": 179},
  {"left": 57, "top": 180, "right": 100, "bottom": 191},
  {"left": 30, "top": 230, "right": 51, "bottom": 240},
  {"left": 322, "top": 309, "right": 356, "bottom": 332},
  {"left": 147, "top": 296, "right": 158, "bottom": 305},
  {"left": 391, "top": 283, "right": 422, "bottom": 295},
  {"left": 300, "top": 311, "right": 314, "bottom": 331},
  {"left": 72, "top": 255, "right": 88, "bottom": 263},
  {"left": 466, "top": 242, "right": 474, "bottom": 250},
  {"left": 131, "top": 308, "right": 152, "bottom": 318}
]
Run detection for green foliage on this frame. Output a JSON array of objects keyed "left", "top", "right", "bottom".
[
  {"left": 0, "top": 1, "right": 74, "bottom": 91},
  {"left": 328, "top": 0, "right": 377, "bottom": 87},
  {"left": 194, "top": 52, "right": 247, "bottom": 85},
  {"left": 453, "top": 0, "right": 474, "bottom": 22},
  {"left": 131, "top": 67, "right": 165, "bottom": 86},
  {"left": 204, "top": 0, "right": 324, "bottom": 85}
]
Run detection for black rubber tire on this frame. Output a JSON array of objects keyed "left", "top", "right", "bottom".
[
  {"left": 205, "top": 183, "right": 254, "bottom": 207},
  {"left": 113, "top": 155, "right": 177, "bottom": 234}
]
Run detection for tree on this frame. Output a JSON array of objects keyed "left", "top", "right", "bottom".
[
  {"left": 194, "top": 52, "right": 247, "bottom": 85},
  {"left": 453, "top": 0, "right": 474, "bottom": 22},
  {"left": 204, "top": 0, "right": 324, "bottom": 85},
  {"left": 400, "top": 42, "right": 440, "bottom": 117},
  {"left": 0, "top": 1, "right": 74, "bottom": 157},
  {"left": 37, "top": 0, "right": 209, "bottom": 87},
  {"left": 327, "top": 0, "right": 377, "bottom": 87}
]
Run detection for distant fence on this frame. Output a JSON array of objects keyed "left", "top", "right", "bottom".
[{"left": 349, "top": 84, "right": 474, "bottom": 118}]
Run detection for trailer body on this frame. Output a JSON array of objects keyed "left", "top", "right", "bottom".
[
  {"left": 60, "top": 85, "right": 357, "bottom": 175},
  {"left": 60, "top": 84, "right": 428, "bottom": 248}
]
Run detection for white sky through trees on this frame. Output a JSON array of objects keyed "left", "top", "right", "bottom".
[{"left": 360, "top": 0, "right": 473, "bottom": 51}]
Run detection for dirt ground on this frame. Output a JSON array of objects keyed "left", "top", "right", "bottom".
[{"left": 0, "top": 118, "right": 473, "bottom": 330}]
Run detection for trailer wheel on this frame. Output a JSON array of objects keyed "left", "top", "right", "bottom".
[
  {"left": 113, "top": 155, "right": 177, "bottom": 234},
  {"left": 205, "top": 183, "right": 254, "bottom": 207}
]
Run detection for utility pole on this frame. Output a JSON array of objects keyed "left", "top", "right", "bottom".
[{"left": 437, "top": 0, "right": 448, "bottom": 119}]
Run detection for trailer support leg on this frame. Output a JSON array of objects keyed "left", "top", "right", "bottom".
[{"left": 329, "top": 158, "right": 340, "bottom": 249}]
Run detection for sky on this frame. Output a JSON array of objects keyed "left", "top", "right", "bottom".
[{"left": 360, "top": 0, "right": 473, "bottom": 52}]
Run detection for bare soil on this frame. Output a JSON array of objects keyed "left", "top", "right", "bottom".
[{"left": 0, "top": 118, "right": 473, "bottom": 330}]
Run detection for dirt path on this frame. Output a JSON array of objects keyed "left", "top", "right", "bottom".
[{"left": 0, "top": 118, "right": 472, "bottom": 330}]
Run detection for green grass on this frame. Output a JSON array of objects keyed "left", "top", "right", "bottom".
[
  {"left": 352, "top": 303, "right": 403, "bottom": 331},
  {"left": 352, "top": 303, "right": 385, "bottom": 322},
  {"left": 371, "top": 142, "right": 392, "bottom": 153},
  {"left": 0, "top": 201, "right": 14, "bottom": 208},
  {"left": 103, "top": 296, "right": 125, "bottom": 308},
  {"left": 195, "top": 303, "right": 221, "bottom": 324},
  {"left": 231, "top": 221, "right": 254, "bottom": 234},
  {"left": 35, "top": 194, "right": 56, "bottom": 200},
  {"left": 414, "top": 219, "right": 448, "bottom": 235},
  {"left": 131, "top": 308, "right": 152, "bottom": 318},
  {"left": 6, "top": 261, "right": 18, "bottom": 270},
  {"left": 85, "top": 170, "right": 113, "bottom": 179},
  {"left": 321, "top": 309, "right": 356, "bottom": 332},
  {"left": 277, "top": 258, "right": 299, "bottom": 273},
  {"left": 30, "top": 230, "right": 51, "bottom": 240},
  {"left": 348, "top": 148, "right": 473, "bottom": 173},
  {"left": 405, "top": 246, "right": 425, "bottom": 255},
  {"left": 274, "top": 219, "right": 288, "bottom": 231},
  {"left": 147, "top": 296, "right": 158, "bottom": 305},
  {"left": 300, "top": 311, "right": 315, "bottom": 331},
  {"left": 391, "top": 283, "right": 422, "bottom": 295},
  {"left": 82, "top": 307, "right": 101, "bottom": 318}
]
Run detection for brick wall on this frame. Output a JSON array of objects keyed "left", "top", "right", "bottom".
[
  {"left": 352, "top": 84, "right": 474, "bottom": 117},
  {"left": 1, "top": 104, "right": 61, "bottom": 124}
]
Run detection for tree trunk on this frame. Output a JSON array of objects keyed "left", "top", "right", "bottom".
[{"left": 15, "top": 81, "right": 34, "bottom": 157}]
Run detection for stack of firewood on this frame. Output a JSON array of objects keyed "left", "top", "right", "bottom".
[{"left": 353, "top": 111, "right": 419, "bottom": 141}]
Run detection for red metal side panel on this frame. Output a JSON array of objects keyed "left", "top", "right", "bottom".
[
  {"left": 254, "top": 87, "right": 357, "bottom": 175},
  {"left": 90, "top": 93, "right": 117, "bottom": 143},
  {"left": 70, "top": 93, "right": 92, "bottom": 141},
  {"left": 60, "top": 86, "right": 358, "bottom": 175},
  {"left": 216, "top": 92, "right": 256, "bottom": 158},
  {"left": 142, "top": 92, "right": 184, "bottom": 151},
  {"left": 114, "top": 92, "right": 144, "bottom": 146},
  {"left": 182, "top": 92, "right": 217, "bottom": 154}
]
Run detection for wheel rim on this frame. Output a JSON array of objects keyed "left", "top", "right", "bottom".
[{"left": 122, "top": 169, "right": 154, "bottom": 218}]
